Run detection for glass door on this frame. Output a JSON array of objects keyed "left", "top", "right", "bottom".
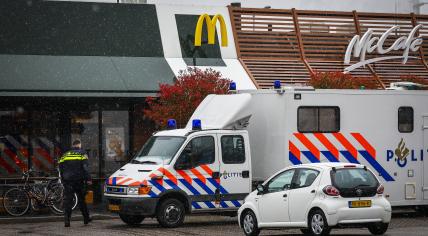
[{"left": 70, "top": 111, "right": 100, "bottom": 178}]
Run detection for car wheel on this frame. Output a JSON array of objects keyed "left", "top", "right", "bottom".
[
  {"left": 119, "top": 214, "right": 145, "bottom": 226},
  {"left": 309, "top": 209, "right": 331, "bottom": 236},
  {"left": 241, "top": 210, "right": 260, "bottom": 236},
  {"left": 156, "top": 198, "right": 185, "bottom": 228},
  {"left": 368, "top": 222, "right": 389, "bottom": 235}
]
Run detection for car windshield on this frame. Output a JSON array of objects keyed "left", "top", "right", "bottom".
[
  {"left": 331, "top": 168, "right": 378, "bottom": 189},
  {"left": 131, "top": 136, "right": 185, "bottom": 165}
]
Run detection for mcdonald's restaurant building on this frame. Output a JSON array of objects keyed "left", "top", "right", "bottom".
[{"left": 1, "top": 0, "right": 428, "bottom": 203}]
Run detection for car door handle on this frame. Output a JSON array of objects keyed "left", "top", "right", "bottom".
[
  {"left": 283, "top": 193, "right": 287, "bottom": 198},
  {"left": 311, "top": 190, "right": 315, "bottom": 193}
]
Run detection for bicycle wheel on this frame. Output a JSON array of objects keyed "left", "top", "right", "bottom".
[
  {"left": 48, "top": 184, "right": 78, "bottom": 215},
  {"left": 3, "top": 188, "right": 30, "bottom": 216}
]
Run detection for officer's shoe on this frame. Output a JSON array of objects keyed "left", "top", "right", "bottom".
[
  {"left": 84, "top": 217, "right": 92, "bottom": 225},
  {"left": 64, "top": 221, "right": 70, "bottom": 227}
]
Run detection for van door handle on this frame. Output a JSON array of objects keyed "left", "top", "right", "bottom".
[
  {"left": 311, "top": 190, "right": 315, "bottom": 193},
  {"left": 212, "top": 172, "right": 220, "bottom": 179},
  {"left": 283, "top": 193, "right": 287, "bottom": 198}
]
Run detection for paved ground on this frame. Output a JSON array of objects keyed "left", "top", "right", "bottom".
[{"left": 1, "top": 214, "right": 428, "bottom": 236}]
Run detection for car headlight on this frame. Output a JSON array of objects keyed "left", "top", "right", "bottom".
[{"left": 127, "top": 187, "right": 139, "bottom": 195}]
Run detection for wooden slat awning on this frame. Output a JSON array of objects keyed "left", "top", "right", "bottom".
[{"left": 229, "top": 7, "right": 428, "bottom": 89}]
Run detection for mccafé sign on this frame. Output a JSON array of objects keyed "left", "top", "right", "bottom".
[
  {"left": 194, "top": 14, "right": 228, "bottom": 47},
  {"left": 344, "top": 24, "right": 423, "bottom": 72}
]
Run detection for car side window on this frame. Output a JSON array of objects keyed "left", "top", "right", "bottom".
[
  {"left": 175, "top": 136, "right": 215, "bottom": 169},
  {"left": 266, "top": 169, "right": 295, "bottom": 193},
  {"left": 292, "top": 169, "right": 319, "bottom": 189}
]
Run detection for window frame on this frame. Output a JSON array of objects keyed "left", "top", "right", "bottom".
[
  {"left": 291, "top": 168, "right": 320, "bottom": 189},
  {"left": 174, "top": 135, "right": 216, "bottom": 169},
  {"left": 398, "top": 106, "right": 414, "bottom": 133},
  {"left": 265, "top": 169, "right": 297, "bottom": 194},
  {"left": 297, "top": 106, "right": 340, "bottom": 133},
  {"left": 220, "top": 135, "right": 246, "bottom": 164}
]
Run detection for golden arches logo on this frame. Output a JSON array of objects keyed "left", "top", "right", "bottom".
[{"left": 194, "top": 14, "right": 228, "bottom": 47}]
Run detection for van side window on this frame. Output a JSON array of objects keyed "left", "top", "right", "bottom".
[
  {"left": 221, "top": 135, "right": 245, "bottom": 164},
  {"left": 398, "top": 107, "right": 413, "bottom": 133},
  {"left": 298, "top": 106, "right": 340, "bottom": 133},
  {"left": 175, "top": 136, "right": 215, "bottom": 169}
]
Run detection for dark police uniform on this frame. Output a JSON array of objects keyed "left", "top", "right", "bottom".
[{"left": 58, "top": 148, "right": 91, "bottom": 226}]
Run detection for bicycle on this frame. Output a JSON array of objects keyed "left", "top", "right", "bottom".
[{"left": 2, "top": 170, "right": 78, "bottom": 216}]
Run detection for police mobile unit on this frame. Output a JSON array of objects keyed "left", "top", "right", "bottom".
[{"left": 104, "top": 82, "right": 428, "bottom": 227}]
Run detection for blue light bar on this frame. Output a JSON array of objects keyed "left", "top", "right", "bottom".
[
  {"left": 229, "top": 82, "right": 237, "bottom": 91},
  {"left": 274, "top": 80, "right": 281, "bottom": 89},
  {"left": 167, "top": 119, "right": 177, "bottom": 129},
  {"left": 192, "top": 119, "right": 202, "bottom": 130}
]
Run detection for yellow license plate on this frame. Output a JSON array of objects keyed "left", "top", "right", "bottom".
[
  {"left": 108, "top": 204, "right": 120, "bottom": 211},
  {"left": 349, "top": 200, "right": 372, "bottom": 208}
]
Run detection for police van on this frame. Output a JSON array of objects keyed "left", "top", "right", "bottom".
[{"left": 104, "top": 84, "right": 428, "bottom": 227}]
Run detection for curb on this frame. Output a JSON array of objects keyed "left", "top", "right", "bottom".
[{"left": 0, "top": 213, "right": 118, "bottom": 224}]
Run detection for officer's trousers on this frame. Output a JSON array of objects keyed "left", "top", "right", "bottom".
[{"left": 63, "top": 180, "right": 89, "bottom": 221}]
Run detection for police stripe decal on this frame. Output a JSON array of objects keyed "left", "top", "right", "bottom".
[{"left": 289, "top": 132, "right": 395, "bottom": 182}]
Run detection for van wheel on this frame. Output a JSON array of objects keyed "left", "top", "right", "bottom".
[
  {"left": 241, "top": 210, "right": 260, "bottom": 236},
  {"left": 308, "top": 210, "right": 331, "bottom": 235},
  {"left": 156, "top": 198, "right": 185, "bottom": 228},
  {"left": 119, "top": 214, "right": 144, "bottom": 226},
  {"left": 368, "top": 222, "right": 389, "bottom": 235}
]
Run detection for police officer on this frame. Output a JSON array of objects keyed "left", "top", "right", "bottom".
[{"left": 59, "top": 140, "right": 92, "bottom": 227}]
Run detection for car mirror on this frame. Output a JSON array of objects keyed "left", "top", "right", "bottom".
[{"left": 256, "top": 184, "right": 265, "bottom": 194}]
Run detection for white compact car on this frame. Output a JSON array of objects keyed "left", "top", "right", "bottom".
[{"left": 238, "top": 163, "right": 391, "bottom": 236}]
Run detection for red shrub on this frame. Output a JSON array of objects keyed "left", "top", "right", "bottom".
[
  {"left": 144, "top": 68, "right": 231, "bottom": 128},
  {"left": 399, "top": 75, "right": 428, "bottom": 86},
  {"left": 309, "top": 71, "right": 378, "bottom": 89}
]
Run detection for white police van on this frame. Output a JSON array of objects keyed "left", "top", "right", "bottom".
[{"left": 104, "top": 83, "right": 428, "bottom": 227}]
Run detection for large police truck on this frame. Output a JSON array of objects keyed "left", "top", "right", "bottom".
[{"left": 104, "top": 86, "right": 428, "bottom": 227}]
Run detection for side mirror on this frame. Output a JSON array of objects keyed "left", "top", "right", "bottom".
[{"left": 256, "top": 184, "right": 265, "bottom": 195}]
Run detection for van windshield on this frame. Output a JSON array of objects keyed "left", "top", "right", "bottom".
[{"left": 131, "top": 136, "right": 185, "bottom": 165}]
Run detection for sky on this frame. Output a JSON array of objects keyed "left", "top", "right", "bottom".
[{"left": 51, "top": 0, "right": 428, "bottom": 14}]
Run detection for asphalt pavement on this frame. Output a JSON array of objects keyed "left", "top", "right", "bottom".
[{"left": 1, "top": 213, "right": 428, "bottom": 236}]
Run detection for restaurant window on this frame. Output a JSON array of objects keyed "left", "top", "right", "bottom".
[
  {"left": 70, "top": 111, "right": 99, "bottom": 177},
  {"left": 32, "top": 111, "right": 62, "bottom": 176},
  {"left": 102, "top": 111, "right": 129, "bottom": 176},
  {"left": 398, "top": 107, "right": 413, "bottom": 133},
  {"left": 298, "top": 107, "right": 340, "bottom": 133},
  {"left": 131, "top": 104, "right": 156, "bottom": 156},
  {"left": 0, "top": 110, "right": 29, "bottom": 176}
]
